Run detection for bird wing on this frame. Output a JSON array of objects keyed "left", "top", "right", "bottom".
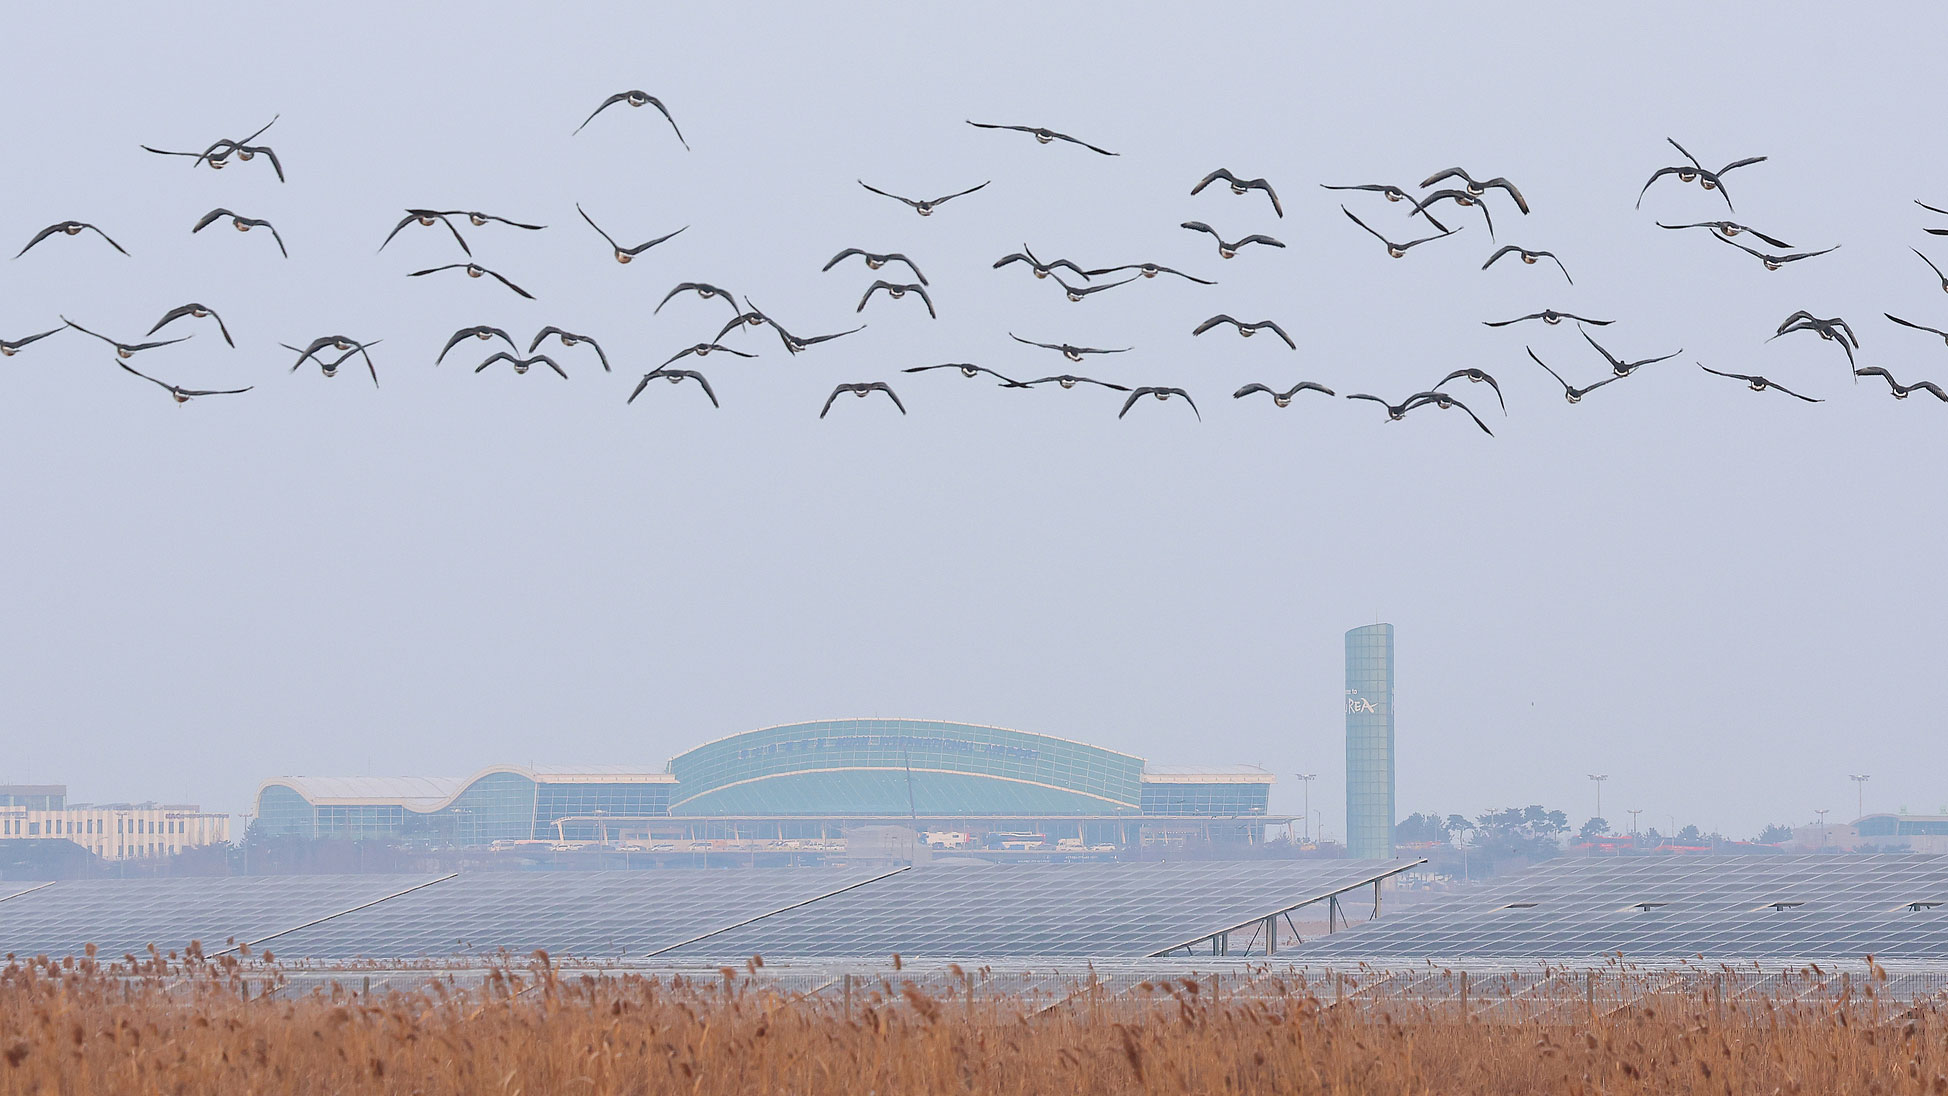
[
  {"left": 1484, "top": 178, "right": 1530, "bottom": 214},
  {"left": 1716, "top": 155, "right": 1767, "bottom": 175},
  {"left": 1191, "top": 169, "right": 1234, "bottom": 195},
  {"left": 178, "top": 384, "right": 253, "bottom": 397},
  {"left": 573, "top": 92, "right": 631, "bottom": 135},
  {"left": 247, "top": 145, "right": 285, "bottom": 182},
  {"left": 873, "top": 382, "right": 907, "bottom": 413},
  {"left": 1543, "top": 252, "right": 1571, "bottom": 284},
  {"left": 577, "top": 204, "right": 621, "bottom": 250},
  {"left": 964, "top": 121, "right": 1029, "bottom": 133},
  {"left": 690, "top": 372, "right": 720, "bottom": 407},
  {"left": 1191, "top": 315, "right": 1237, "bottom": 336},
  {"left": 117, "top": 361, "right": 173, "bottom": 391},
  {"left": 858, "top": 180, "right": 915, "bottom": 206},
  {"left": 1482, "top": 314, "right": 1541, "bottom": 327},
  {"left": 1712, "top": 234, "right": 1766, "bottom": 261},
  {"left": 624, "top": 225, "right": 689, "bottom": 254},
  {"left": 1744, "top": 226, "right": 1793, "bottom": 249},
  {"left": 1914, "top": 248, "right": 1948, "bottom": 285},
  {"left": 1913, "top": 381, "right": 1948, "bottom": 401},
  {"left": 1116, "top": 390, "right": 1148, "bottom": 418},
  {"left": 1174, "top": 390, "right": 1201, "bottom": 420},
  {"left": 855, "top": 282, "right": 884, "bottom": 312},
  {"left": 1180, "top": 221, "right": 1218, "bottom": 238},
  {"left": 818, "top": 386, "right": 846, "bottom": 418},
  {"left": 127, "top": 335, "right": 192, "bottom": 353},
  {"left": 1579, "top": 328, "right": 1623, "bottom": 368},
  {"left": 1482, "top": 245, "right": 1519, "bottom": 270},
  {"left": 627, "top": 373, "right": 654, "bottom": 403},
  {"left": 380, "top": 213, "right": 424, "bottom": 253},
  {"left": 482, "top": 214, "right": 545, "bottom": 230},
  {"left": 82, "top": 224, "right": 130, "bottom": 256},
  {"left": 1853, "top": 366, "right": 1894, "bottom": 388},
  {"left": 585, "top": 337, "right": 610, "bottom": 372},
  {"left": 409, "top": 264, "right": 468, "bottom": 277},
  {"left": 1526, "top": 347, "right": 1572, "bottom": 391},
  {"left": 483, "top": 268, "right": 535, "bottom": 299},
  {"left": 1344, "top": 393, "right": 1391, "bottom": 411},
  {"left": 637, "top": 95, "right": 688, "bottom": 149},
  {"left": 265, "top": 222, "right": 288, "bottom": 258},
  {"left": 15, "top": 224, "right": 67, "bottom": 258},
  {"left": 823, "top": 248, "right": 866, "bottom": 272},
  {"left": 1011, "top": 334, "right": 1063, "bottom": 351},
  {"left": 1783, "top": 246, "right": 1840, "bottom": 263},
  {"left": 146, "top": 305, "right": 195, "bottom": 336},
  {"left": 528, "top": 327, "right": 564, "bottom": 353},
  {"left": 61, "top": 317, "right": 115, "bottom": 346},
  {"left": 1151, "top": 265, "right": 1215, "bottom": 284},
  {"left": 1296, "top": 382, "right": 1335, "bottom": 397},
  {"left": 1768, "top": 379, "right": 1822, "bottom": 402},
  {"left": 1261, "top": 320, "right": 1297, "bottom": 349},
  {"left": 915, "top": 285, "right": 936, "bottom": 318},
  {"left": 1666, "top": 137, "right": 1702, "bottom": 168},
  {"left": 935, "top": 181, "right": 990, "bottom": 203},
  {"left": 1419, "top": 167, "right": 1469, "bottom": 189},
  {"left": 1400, "top": 226, "right": 1459, "bottom": 250},
  {"left": 535, "top": 355, "right": 566, "bottom": 379},
  {"left": 1445, "top": 397, "right": 1495, "bottom": 435},
  {"left": 1237, "top": 235, "right": 1285, "bottom": 248},
  {"left": 797, "top": 325, "right": 867, "bottom": 347},
  {"left": 883, "top": 253, "right": 927, "bottom": 284},
  {"left": 1886, "top": 313, "right": 1948, "bottom": 338},
  {"left": 1698, "top": 363, "right": 1754, "bottom": 383},
  {"left": 1340, "top": 207, "right": 1390, "bottom": 246},
  {"left": 439, "top": 329, "right": 482, "bottom": 364},
  {"left": 1636, "top": 167, "right": 1684, "bottom": 208},
  {"left": 1234, "top": 383, "right": 1272, "bottom": 398},
  {"left": 1051, "top": 131, "right": 1116, "bottom": 155},
  {"left": 2, "top": 327, "right": 62, "bottom": 350},
  {"left": 192, "top": 209, "right": 231, "bottom": 233}
]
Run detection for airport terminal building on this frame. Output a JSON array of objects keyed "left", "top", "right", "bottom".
[{"left": 255, "top": 719, "right": 1278, "bottom": 850}]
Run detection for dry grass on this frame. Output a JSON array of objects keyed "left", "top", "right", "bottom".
[{"left": 2, "top": 948, "right": 1945, "bottom": 1094}]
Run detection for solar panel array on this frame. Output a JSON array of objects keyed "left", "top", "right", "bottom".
[
  {"left": 1293, "top": 854, "right": 1948, "bottom": 960},
  {"left": 654, "top": 860, "right": 1408, "bottom": 959}
]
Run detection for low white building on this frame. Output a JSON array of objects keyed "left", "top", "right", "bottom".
[{"left": 0, "top": 784, "right": 230, "bottom": 862}]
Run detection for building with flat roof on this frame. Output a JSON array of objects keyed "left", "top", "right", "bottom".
[
  {"left": 254, "top": 719, "right": 1279, "bottom": 849},
  {"left": 1345, "top": 624, "right": 1396, "bottom": 860},
  {"left": 0, "top": 784, "right": 230, "bottom": 862}
]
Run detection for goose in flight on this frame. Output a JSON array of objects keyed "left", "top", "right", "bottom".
[
  {"left": 1180, "top": 221, "right": 1284, "bottom": 259},
  {"left": 994, "top": 245, "right": 1091, "bottom": 281},
  {"left": 857, "top": 280, "right": 935, "bottom": 317},
  {"left": 858, "top": 180, "right": 989, "bottom": 216},
  {"left": 1419, "top": 168, "right": 1531, "bottom": 212},
  {"left": 903, "top": 363, "right": 1031, "bottom": 387},
  {"left": 0, "top": 326, "right": 62, "bottom": 357},
  {"left": 965, "top": 121, "right": 1116, "bottom": 156},
  {"left": 1638, "top": 138, "right": 1766, "bottom": 211},
  {"left": 1340, "top": 206, "right": 1458, "bottom": 258},
  {"left": 1713, "top": 234, "right": 1837, "bottom": 271},
  {"left": 408, "top": 263, "right": 534, "bottom": 299},
  {"left": 1768, "top": 313, "right": 1857, "bottom": 369},
  {"left": 656, "top": 282, "right": 740, "bottom": 315},
  {"left": 192, "top": 208, "right": 287, "bottom": 257},
  {"left": 62, "top": 317, "right": 189, "bottom": 359},
  {"left": 1484, "top": 309, "right": 1610, "bottom": 328},
  {"left": 142, "top": 115, "right": 277, "bottom": 168},
  {"left": 531, "top": 327, "right": 610, "bottom": 372},
  {"left": 119, "top": 362, "right": 251, "bottom": 404},
  {"left": 475, "top": 352, "right": 567, "bottom": 378},
  {"left": 16, "top": 221, "right": 128, "bottom": 258},
  {"left": 574, "top": 90, "right": 687, "bottom": 148},
  {"left": 1433, "top": 368, "right": 1505, "bottom": 412},
  {"left": 1192, "top": 315, "right": 1295, "bottom": 349},
  {"left": 1698, "top": 363, "right": 1820, "bottom": 401},
  {"left": 629, "top": 368, "right": 718, "bottom": 407},
  {"left": 820, "top": 382, "right": 905, "bottom": 418},
  {"left": 380, "top": 210, "right": 471, "bottom": 255},
  {"left": 743, "top": 300, "right": 865, "bottom": 354},
  {"left": 1345, "top": 391, "right": 1492, "bottom": 434},
  {"left": 1119, "top": 387, "right": 1199, "bottom": 420},
  {"left": 1322, "top": 183, "right": 1452, "bottom": 231},
  {"left": 147, "top": 304, "right": 234, "bottom": 348},
  {"left": 1410, "top": 190, "right": 1494, "bottom": 237},
  {"left": 1656, "top": 221, "right": 1791, "bottom": 249},
  {"left": 1234, "top": 381, "right": 1335, "bottom": 406},
  {"left": 1483, "top": 245, "right": 1571, "bottom": 284},
  {"left": 1527, "top": 347, "right": 1625, "bottom": 403},
  {"left": 577, "top": 204, "right": 686, "bottom": 264},
  {"left": 1080, "top": 260, "right": 1213, "bottom": 284},
  {"left": 1580, "top": 329, "right": 1681, "bottom": 377},
  {"left": 437, "top": 326, "right": 517, "bottom": 364},
  {"left": 284, "top": 338, "right": 382, "bottom": 386},
  {"left": 1010, "top": 334, "right": 1130, "bottom": 363},
  {"left": 1854, "top": 366, "right": 1947, "bottom": 401},
  {"left": 1193, "top": 169, "right": 1282, "bottom": 217},
  {"left": 825, "top": 249, "right": 927, "bottom": 284}
]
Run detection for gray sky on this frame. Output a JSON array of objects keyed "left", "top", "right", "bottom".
[{"left": 1, "top": 0, "right": 1943, "bottom": 838}]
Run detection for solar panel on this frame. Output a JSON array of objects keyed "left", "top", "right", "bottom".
[
  {"left": 264, "top": 867, "right": 900, "bottom": 960},
  {"left": 655, "top": 859, "right": 1412, "bottom": 960},
  {"left": 0, "top": 874, "right": 445, "bottom": 960},
  {"left": 1292, "top": 854, "right": 1948, "bottom": 960}
]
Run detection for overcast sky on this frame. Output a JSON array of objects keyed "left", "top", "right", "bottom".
[{"left": 1, "top": 1, "right": 1942, "bottom": 839}]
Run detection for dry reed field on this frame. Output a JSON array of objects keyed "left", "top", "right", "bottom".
[{"left": 2, "top": 947, "right": 1945, "bottom": 1094}]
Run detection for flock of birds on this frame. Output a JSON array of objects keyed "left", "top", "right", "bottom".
[{"left": 8, "top": 98, "right": 1948, "bottom": 428}]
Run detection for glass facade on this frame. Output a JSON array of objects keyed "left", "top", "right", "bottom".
[
  {"left": 1345, "top": 623, "right": 1395, "bottom": 860},
  {"left": 1140, "top": 782, "right": 1270, "bottom": 816}
]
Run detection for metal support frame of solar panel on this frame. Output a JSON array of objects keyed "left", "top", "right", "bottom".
[
  {"left": 651, "top": 859, "right": 1419, "bottom": 960},
  {"left": 261, "top": 866, "right": 906, "bottom": 961},
  {"left": 1287, "top": 853, "right": 1948, "bottom": 961},
  {"left": 0, "top": 874, "right": 448, "bottom": 960}
]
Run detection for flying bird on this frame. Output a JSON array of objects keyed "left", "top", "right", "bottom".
[
  {"left": 1192, "top": 169, "right": 1282, "bottom": 217},
  {"left": 1484, "top": 309, "right": 1610, "bottom": 328},
  {"left": 573, "top": 90, "right": 687, "bottom": 148},
  {"left": 118, "top": 362, "right": 250, "bottom": 404},
  {"left": 1119, "top": 387, "right": 1200, "bottom": 420},
  {"left": 1483, "top": 245, "right": 1571, "bottom": 284},
  {"left": 902, "top": 363, "right": 1031, "bottom": 387},
  {"left": 191, "top": 208, "right": 287, "bottom": 257},
  {"left": 662, "top": 342, "right": 755, "bottom": 367},
  {"left": 147, "top": 304, "right": 233, "bottom": 348},
  {"left": 0, "top": 327, "right": 63, "bottom": 357},
  {"left": 62, "top": 317, "right": 189, "bottom": 359},
  {"left": 476, "top": 352, "right": 567, "bottom": 378},
  {"left": 1698, "top": 363, "right": 1821, "bottom": 402},
  {"left": 1321, "top": 183, "right": 1452, "bottom": 230},
  {"left": 1854, "top": 366, "right": 1947, "bottom": 401},
  {"left": 380, "top": 210, "right": 471, "bottom": 255},
  {"left": 1656, "top": 221, "right": 1792, "bottom": 249},
  {"left": 1419, "top": 168, "right": 1531, "bottom": 213},
  {"left": 531, "top": 327, "right": 610, "bottom": 372},
  {"left": 1911, "top": 248, "right": 1948, "bottom": 293},
  {"left": 408, "top": 263, "right": 534, "bottom": 298},
  {"left": 1340, "top": 206, "right": 1459, "bottom": 258},
  {"left": 993, "top": 245, "right": 1091, "bottom": 281},
  {"left": 655, "top": 282, "right": 740, "bottom": 315},
  {"left": 857, "top": 280, "right": 935, "bottom": 317},
  {"left": 16, "top": 221, "right": 128, "bottom": 258},
  {"left": 438, "top": 210, "right": 544, "bottom": 231},
  {"left": 1023, "top": 374, "right": 1130, "bottom": 391},
  {"left": 1580, "top": 329, "right": 1682, "bottom": 377},
  {"left": 965, "top": 121, "right": 1116, "bottom": 156},
  {"left": 1434, "top": 368, "right": 1506, "bottom": 412},
  {"left": 1713, "top": 235, "right": 1837, "bottom": 271},
  {"left": 820, "top": 382, "right": 905, "bottom": 418},
  {"left": 1192, "top": 315, "right": 1295, "bottom": 349},
  {"left": 1234, "top": 381, "right": 1335, "bottom": 406},
  {"left": 1400, "top": 390, "right": 1496, "bottom": 435},
  {"left": 825, "top": 249, "right": 927, "bottom": 284},
  {"left": 1410, "top": 190, "right": 1494, "bottom": 237},
  {"left": 144, "top": 116, "right": 280, "bottom": 174},
  {"left": 1052, "top": 275, "right": 1137, "bottom": 302},
  {"left": 1638, "top": 138, "right": 1767, "bottom": 211},
  {"left": 284, "top": 338, "right": 381, "bottom": 386},
  {"left": 1010, "top": 334, "right": 1130, "bottom": 363},
  {"left": 628, "top": 368, "right": 719, "bottom": 407},
  {"left": 437, "top": 325, "right": 517, "bottom": 363},
  {"left": 1080, "top": 260, "right": 1214, "bottom": 284},
  {"left": 858, "top": 180, "right": 989, "bottom": 216},
  {"left": 577, "top": 204, "right": 686, "bottom": 264},
  {"left": 1768, "top": 314, "right": 1857, "bottom": 369},
  {"left": 1885, "top": 313, "right": 1948, "bottom": 346},
  {"left": 1527, "top": 347, "right": 1625, "bottom": 403},
  {"left": 1180, "top": 221, "right": 1284, "bottom": 259},
  {"left": 743, "top": 300, "right": 865, "bottom": 354}
]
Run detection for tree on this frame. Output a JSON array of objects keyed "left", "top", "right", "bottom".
[
  {"left": 1395, "top": 813, "right": 1451, "bottom": 845},
  {"left": 1579, "top": 816, "right": 1610, "bottom": 841},
  {"left": 1754, "top": 823, "right": 1794, "bottom": 845},
  {"left": 1674, "top": 824, "right": 1705, "bottom": 846}
]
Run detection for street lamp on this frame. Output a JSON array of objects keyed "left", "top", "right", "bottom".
[
  {"left": 1849, "top": 774, "right": 1870, "bottom": 821},
  {"left": 1627, "top": 808, "right": 1642, "bottom": 837},
  {"left": 1294, "top": 774, "right": 1317, "bottom": 843},
  {"left": 1588, "top": 775, "right": 1608, "bottom": 829}
]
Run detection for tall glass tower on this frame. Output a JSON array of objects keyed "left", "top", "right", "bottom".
[{"left": 1344, "top": 623, "right": 1395, "bottom": 860}]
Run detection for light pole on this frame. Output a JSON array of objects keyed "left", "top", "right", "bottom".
[
  {"left": 1849, "top": 774, "right": 1869, "bottom": 820},
  {"left": 1814, "top": 808, "right": 1829, "bottom": 827},
  {"left": 1588, "top": 775, "right": 1609, "bottom": 830},
  {"left": 1294, "top": 774, "right": 1317, "bottom": 843},
  {"left": 1627, "top": 809, "right": 1642, "bottom": 837}
]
